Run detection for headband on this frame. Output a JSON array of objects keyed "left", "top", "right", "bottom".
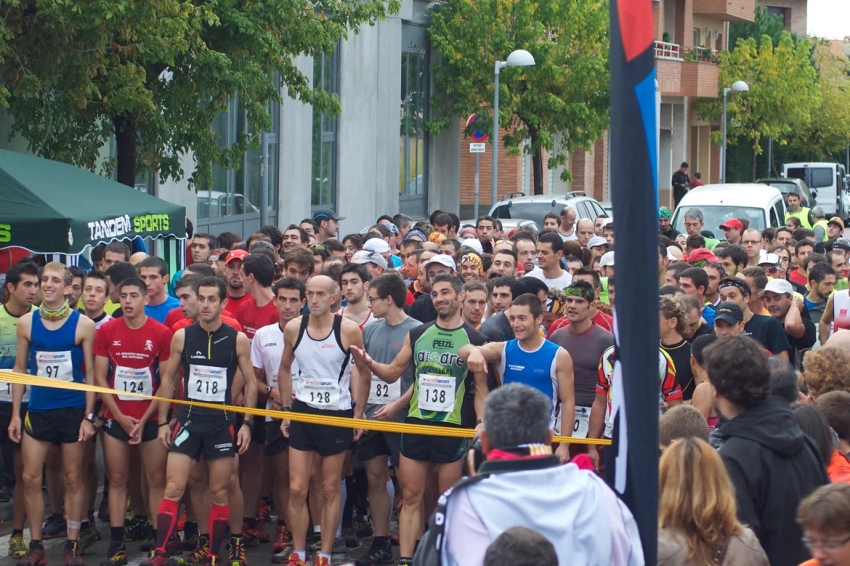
[
  {"left": 718, "top": 278, "right": 750, "bottom": 296},
  {"left": 659, "top": 208, "right": 672, "bottom": 220},
  {"left": 461, "top": 253, "right": 483, "bottom": 273},
  {"left": 564, "top": 285, "right": 595, "bottom": 303}
]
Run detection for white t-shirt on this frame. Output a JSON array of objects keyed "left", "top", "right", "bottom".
[
  {"left": 250, "top": 322, "right": 299, "bottom": 421},
  {"left": 559, "top": 230, "right": 578, "bottom": 242},
  {"left": 524, "top": 267, "right": 573, "bottom": 291}
]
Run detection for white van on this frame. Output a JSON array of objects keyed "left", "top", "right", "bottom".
[
  {"left": 783, "top": 162, "right": 847, "bottom": 218},
  {"left": 671, "top": 184, "right": 786, "bottom": 239}
]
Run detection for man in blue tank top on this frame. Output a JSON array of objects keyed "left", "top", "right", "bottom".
[
  {"left": 460, "top": 293, "right": 576, "bottom": 463},
  {"left": 9, "top": 262, "right": 97, "bottom": 566}
]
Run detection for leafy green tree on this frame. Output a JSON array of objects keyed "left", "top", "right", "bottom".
[
  {"left": 729, "top": 5, "right": 797, "bottom": 49},
  {"left": 698, "top": 32, "right": 819, "bottom": 180},
  {"left": 428, "top": 0, "right": 609, "bottom": 196},
  {"left": 1, "top": 0, "right": 396, "bottom": 187}
]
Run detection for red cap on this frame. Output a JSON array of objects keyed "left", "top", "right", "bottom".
[
  {"left": 719, "top": 219, "right": 744, "bottom": 231},
  {"left": 687, "top": 248, "right": 719, "bottom": 264},
  {"left": 224, "top": 249, "right": 250, "bottom": 265}
]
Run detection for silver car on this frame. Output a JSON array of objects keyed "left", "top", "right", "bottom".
[{"left": 479, "top": 191, "right": 608, "bottom": 230}]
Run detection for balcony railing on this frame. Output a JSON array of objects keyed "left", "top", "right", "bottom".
[{"left": 654, "top": 41, "right": 682, "bottom": 60}]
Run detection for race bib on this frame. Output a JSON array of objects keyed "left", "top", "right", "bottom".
[
  {"left": 114, "top": 365, "right": 153, "bottom": 401},
  {"left": 553, "top": 405, "right": 591, "bottom": 438},
  {"left": 36, "top": 351, "right": 73, "bottom": 382},
  {"left": 368, "top": 374, "right": 401, "bottom": 405},
  {"left": 418, "top": 373, "right": 455, "bottom": 413},
  {"left": 299, "top": 377, "right": 340, "bottom": 409},
  {"left": 188, "top": 365, "right": 226, "bottom": 402}
]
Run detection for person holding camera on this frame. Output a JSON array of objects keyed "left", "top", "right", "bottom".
[{"left": 414, "top": 383, "right": 644, "bottom": 566}]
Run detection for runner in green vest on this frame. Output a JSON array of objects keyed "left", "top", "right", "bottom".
[
  {"left": 811, "top": 205, "right": 829, "bottom": 243},
  {"left": 785, "top": 193, "right": 813, "bottom": 229}
]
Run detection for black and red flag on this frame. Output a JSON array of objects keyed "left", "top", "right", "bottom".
[{"left": 605, "top": 0, "right": 659, "bottom": 563}]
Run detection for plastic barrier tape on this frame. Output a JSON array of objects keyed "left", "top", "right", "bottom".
[{"left": 0, "top": 370, "right": 611, "bottom": 446}]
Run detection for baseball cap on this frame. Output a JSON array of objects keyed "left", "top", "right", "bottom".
[
  {"left": 714, "top": 302, "right": 744, "bottom": 324},
  {"left": 313, "top": 209, "right": 345, "bottom": 222},
  {"left": 829, "top": 217, "right": 845, "bottom": 230},
  {"left": 834, "top": 238, "right": 850, "bottom": 252},
  {"left": 687, "top": 248, "right": 719, "bottom": 264},
  {"left": 757, "top": 253, "right": 782, "bottom": 267},
  {"left": 460, "top": 238, "right": 484, "bottom": 254},
  {"left": 363, "top": 238, "right": 391, "bottom": 254},
  {"left": 600, "top": 251, "right": 615, "bottom": 267},
  {"left": 351, "top": 250, "right": 388, "bottom": 270},
  {"left": 424, "top": 254, "right": 457, "bottom": 271},
  {"left": 760, "top": 279, "right": 793, "bottom": 296},
  {"left": 719, "top": 219, "right": 744, "bottom": 232},
  {"left": 225, "top": 249, "right": 250, "bottom": 265},
  {"left": 587, "top": 236, "right": 608, "bottom": 249}
]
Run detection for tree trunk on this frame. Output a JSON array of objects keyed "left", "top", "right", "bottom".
[
  {"left": 113, "top": 113, "right": 137, "bottom": 188},
  {"left": 529, "top": 124, "right": 544, "bottom": 195}
]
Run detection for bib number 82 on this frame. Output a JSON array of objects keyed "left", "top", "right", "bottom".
[{"left": 374, "top": 383, "right": 389, "bottom": 398}]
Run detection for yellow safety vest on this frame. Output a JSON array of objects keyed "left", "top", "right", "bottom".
[
  {"left": 813, "top": 218, "right": 829, "bottom": 242},
  {"left": 785, "top": 207, "right": 813, "bottom": 230}
]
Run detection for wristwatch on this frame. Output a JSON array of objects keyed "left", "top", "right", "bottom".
[
  {"left": 242, "top": 420, "right": 255, "bottom": 430},
  {"left": 265, "top": 385, "right": 272, "bottom": 396},
  {"left": 85, "top": 412, "right": 96, "bottom": 423}
]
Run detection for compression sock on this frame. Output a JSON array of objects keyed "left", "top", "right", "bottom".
[
  {"left": 110, "top": 527, "right": 124, "bottom": 544},
  {"left": 209, "top": 503, "right": 229, "bottom": 560},
  {"left": 155, "top": 499, "right": 179, "bottom": 552}
]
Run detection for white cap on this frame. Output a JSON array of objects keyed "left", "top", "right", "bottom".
[
  {"left": 666, "top": 247, "right": 680, "bottom": 261},
  {"left": 758, "top": 253, "right": 781, "bottom": 267},
  {"left": 460, "top": 238, "right": 484, "bottom": 254},
  {"left": 363, "top": 238, "right": 391, "bottom": 254},
  {"left": 600, "top": 251, "right": 615, "bottom": 267},
  {"left": 424, "top": 254, "right": 457, "bottom": 271},
  {"left": 351, "top": 250, "right": 388, "bottom": 270},
  {"left": 587, "top": 236, "right": 608, "bottom": 249},
  {"left": 760, "top": 279, "right": 793, "bottom": 296}
]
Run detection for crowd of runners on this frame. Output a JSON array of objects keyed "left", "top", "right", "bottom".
[{"left": 1, "top": 204, "right": 850, "bottom": 566}]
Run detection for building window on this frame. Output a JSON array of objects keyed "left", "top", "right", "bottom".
[
  {"left": 197, "top": 94, "right": 280, "bottom": 220},
  {"left": 400, "top": 24, "right": 429, "bottom": 217},
  {"left": 693, "top": 27, "right": 700, "bottom": 47},
  {"left": 311, "top": 49, "right": 339, "bottom": 209}
]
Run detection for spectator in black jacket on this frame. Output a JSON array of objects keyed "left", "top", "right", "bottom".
[
  {"left": 704, "top": 335, "right": 829, "bottom": 566},
  {"left": 671, "top": 162, "right": 690, "bottom": 207}
]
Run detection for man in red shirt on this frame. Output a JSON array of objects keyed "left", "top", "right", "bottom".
[
  {"left": 789, "top": 240, "right": 814, "bottom": 287},
  {"left": 224, "top": 250, "right": 252, "bottom": 314},
  {"left": 93, "top": 277, "right": 174, "bottom": 565},
  {"left": 547, "top": 268, "right": 613, "bottom": 337}
]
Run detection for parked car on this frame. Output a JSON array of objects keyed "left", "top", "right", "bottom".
[
  {"left": 671, "top": 184, "right": 786, "bottom": 239},
  {"left": 783, "top": 162, "right": 847, "bottom": 218},
  {"left": 466, "top": 191, "right": 607, "bottom": 231},
  {"left": 756, "top": 178, "right": 813, "bottom": 208}
]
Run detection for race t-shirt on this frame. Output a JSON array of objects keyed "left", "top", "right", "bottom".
[
  {"left": 226, "top": 293, "right": 252, "bottom": 314},
  {"left": 744, "top": 314, "right": 791, "bottom": 356},
  {"left": 547, "top": 310, "right": 613, "bottom": 337},
  {"left": 597, "top": 346, "right": 681, "bottom": 437},
  {"left": 94, "top": 317, "right": 173, "bottom": 419},
  {"left": 660, "top": 338, "right": 694, "bottom": 401},
  {"left": 0, "top": 305, "right": 35, "bottom": 403},
  {"left": 549, "top": 323, "right": 614, "bottom": 407},
  {"left": 236, "top": 296, "right": 278, "bottom": 341},
  {"left": 408, "top": 321, "right": 486, "bottom": 425},
  {"left": 145, "top": 295, "right": 180, "bottom": 324},
  {"left": 362, "top": 316, "right": 420, "bottom": 420},
  {"left": 524, "top": 267, "right": 573, "bottom": 291},
  {"left": 250, "top": 322, "right": 300, "bottom": 422}
]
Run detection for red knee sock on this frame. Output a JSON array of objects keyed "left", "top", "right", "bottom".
[
  {"left": 209, "top": 504, "right": 230, "bottom": 560},
  {"left": 155, "top": 499, "right": 180, "bottom": 553}
]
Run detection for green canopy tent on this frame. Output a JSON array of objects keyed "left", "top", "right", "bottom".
[{"left": 0, "top": 149, "right": 186, "bottom": 267}]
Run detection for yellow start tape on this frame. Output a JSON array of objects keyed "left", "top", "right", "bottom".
[{"left": 0, "top": 370, "right": 611, "bottom": 446}]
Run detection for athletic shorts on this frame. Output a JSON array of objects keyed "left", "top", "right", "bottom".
[
  {"left": 264, "top": 420, "right": 288, "bottom": 457},
  {"left": 103, "top": 419, "right": 159, "bottom": 443},
  {"left": 399, "top": 417, "right": 467, "bottom": 464},
  {"left": 24, "top": 407, "right": 85, "bottom": 445},
  {"left": 356, "top": 430, "right": 400, "bottom": 468},
  {"left": 288, "top": 400, "right": 353, "bottom": 457},
  {"left": 0, "top": 403, "right": 25, "bottom": 449},
  {"left": 168, "top": 418, "right": 236, "bottom": 461}
]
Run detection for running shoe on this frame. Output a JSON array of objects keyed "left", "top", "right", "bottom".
[
  {"left": 308, "top": 538, "right": 345, "bottom": 554},
  {"left": 142, "top": 551, "right": 169, "bottom": 566},
  {"left": 179, "top": 535, "right": 209, "bottom": 566},
  {"left": 166, "top": 534, "right": 184, "bottom": 557},
  {"left": 43, "top": 515, "right": 68, "bottom": 539},
  {"left": 17, "top": 545, "right": 46, "bottom": 566},
  {"left": 258, "top": 499, "right": 271, "bottom": 524},
  {"left": 353, "top": 516, "right": 373, "bottom": 539},
  {"left": 98, "top": 497, "right": 110, "bottom": 523},
  {"left": 312, "top": 556, "right": 330, "bottom": 566},
  {"left": 227, "top": 537, "right": 247, "bottom": 566},
  {"left": 123, "top": 516, "right": 148, "bottom": 543},
  {"left": 272, "top": 554, "right": 305, "bottom": 566},
  {"left": 79, "top": 524, "right": 101, "bottom": 553},
  {"left": 182, "top": 521, "right": 200, "bottom": 551},
  {"left": 272, "top": 526, "right": 292, "bottom": 554},
  {"left": 88, "top": 515, "right": 101, "bottom": 539},
  {"left": 354, "top": 541, "right": 393, "bottom": 565},
  {"left": 64, "top": 540, "right": 84, "bottom": 566},
  {"left": 9, "top": 535, "right": 27, "bottom": 559},
  {"left": 99, "top": 542, "right": 128, "bottom": 566},
  {"left": 240, "top": 523, "right": 260, "bottom": 548}
]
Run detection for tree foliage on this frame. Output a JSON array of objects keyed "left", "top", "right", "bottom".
[
  {"left": 427, "top": 0, "right": 609, "bottom": 195},
  {"left": 729, "top": 4, "right": 797, "bottom": 49},
  {"left": 698, "top": 32, "right": 819, "bottom": 178},
  {"left": 0, "top": 0, "right": 396, "bottom": 187}
]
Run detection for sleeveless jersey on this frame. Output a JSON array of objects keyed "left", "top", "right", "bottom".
[
  {"left": 408, "top": 321, "right": 486, "bottom": 425},
  {"left": 292, "top": 314, "right": 352, "bottom": 411},
  {"left": 498, "top": 338, "right": 561, "bottom": 427},
  {"left": 179, "top": 322, "right": 239, "bottom": 422},
  {"left": 28, "top": 310, "right": 85, "bottom": 412},
  {"left": 0, "top": 305, "right": 34, "bottom": 404},
  {"left": 833, "top": 290, "right": 850, "bottom": 332},
  {"left": 335, "top": 306, "right": 377, "bottom": 331}
]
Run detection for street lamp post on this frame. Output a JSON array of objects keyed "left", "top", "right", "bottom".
[
  {"left": 721, "top": 80, "right": 749, "bottom": 183},
  {"left": 492, "top": 49, "right": 535, "bottom": 206}
]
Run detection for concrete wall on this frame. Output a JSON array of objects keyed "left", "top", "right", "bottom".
[{"left": 278, "top": 55, "right": 314, "bottom": 228}]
